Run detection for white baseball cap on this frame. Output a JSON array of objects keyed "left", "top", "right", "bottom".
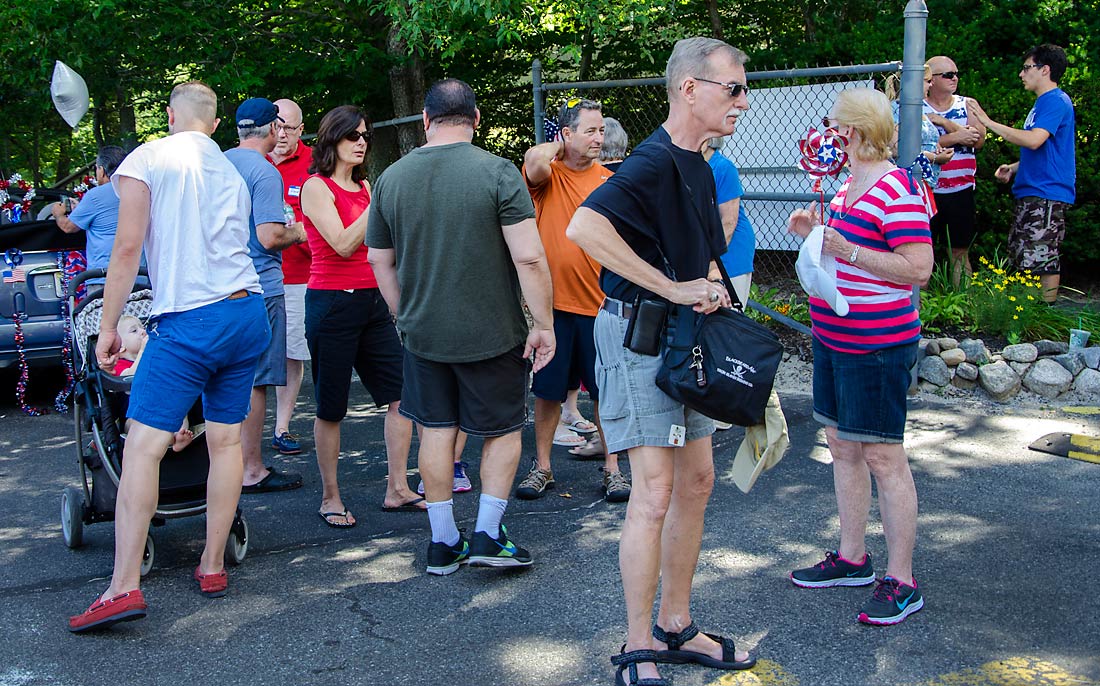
[{"left": 795, "top": 225, "right": 850, "bottom": 317}]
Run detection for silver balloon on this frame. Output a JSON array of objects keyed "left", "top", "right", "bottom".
[{"left": 51, "top": 61, "right": 89, "bottom": 129}]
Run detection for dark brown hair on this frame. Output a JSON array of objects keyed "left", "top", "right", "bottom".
[{"left": 309, "top": 105, "right": 372, "bottom": 183}]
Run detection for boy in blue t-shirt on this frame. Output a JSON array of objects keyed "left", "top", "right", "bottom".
[{"left": 967, "top": 44, "right": 1076, "bottom": 303}]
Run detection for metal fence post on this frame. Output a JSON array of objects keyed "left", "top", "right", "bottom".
[
  {"left": 532, "top": 59, "right": 545, "bottom": 144},
  {"left": 903, "top": 0, "right": 929, "bottom": 390}
]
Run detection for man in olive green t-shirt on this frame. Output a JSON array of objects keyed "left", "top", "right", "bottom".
[{"left": 367, "top": 78, "right": 555, "bottom": 576}]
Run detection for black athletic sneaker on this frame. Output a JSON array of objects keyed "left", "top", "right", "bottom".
[
  {"left": 858, "top": 576, "right": 924, "bottom": 625},
  {"left": 467, "top": 525, "right": 533, "bottom": 568},
  {"left": 426, "top": 535, "right": 469, "bottom": 576},
  {"left": 790, "top": 550, "right": 875, "bottom": 588}
]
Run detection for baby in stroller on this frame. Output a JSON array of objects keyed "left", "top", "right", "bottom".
[{"left": 114, "top": 314, "right": 194, "bottom": 451}]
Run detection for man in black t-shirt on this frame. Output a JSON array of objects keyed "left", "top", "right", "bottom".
[{"left": 568, "top": 37, "right": 755, "bottom": 684}]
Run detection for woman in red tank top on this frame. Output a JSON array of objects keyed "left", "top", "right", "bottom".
[{"left": 300, "top": 106, "right": 422, "bottom": 528}]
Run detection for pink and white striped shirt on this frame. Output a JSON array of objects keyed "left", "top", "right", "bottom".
[{"left": 811, "top": 168, "right": 932, "bottom": 354}]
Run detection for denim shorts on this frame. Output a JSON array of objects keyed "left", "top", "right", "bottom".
[
  {"left": 811, "top": 336, "right": 918, "bottom": 444},
  {"left": 129, "top": 293, "right": 270, "bottom": 432},
  {"left": 253, "top": 295, "right": 287, "bottom": 387},
  {"left": 531, "top": 309, "right": 599, "bottom": 403},
  {"left": 593, "top": 306, "right": 714, "bottom": 454}
]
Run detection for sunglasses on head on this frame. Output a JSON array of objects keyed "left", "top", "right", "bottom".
[
  {"left": 693, "top": 77, "right": 749, "bottom": 98},
  {"left": 933, "top": 71, "right": 960, "bottom": 79},
  {"left": 343, "top": 130, "right": 371, "bottom": 143}
]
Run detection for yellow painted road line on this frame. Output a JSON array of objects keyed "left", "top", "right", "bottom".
[
  {"left": 909, "top": 656, "right": 1097, "bottom": 686},
  {"left": 1062, "top": 406, "right": 1100, "bottom": 415},
  {"left": 707, "top": 660, "right": 799, "bottom": 686}
]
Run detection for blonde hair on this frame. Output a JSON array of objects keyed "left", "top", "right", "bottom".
[
  {"left": 833, "top": 88, "right": 895, "bottom": 162},
  {"left": 169, "top": 81, "right": 218, "bottom": 126},
  {"left": 883, "top": 64, "right": 932, "bottom": 102},
  {"left": 118, "top": 314, "right": 143, "bottom": 330}
]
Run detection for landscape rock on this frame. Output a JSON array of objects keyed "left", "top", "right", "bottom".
[
  {"left": 1034, "top": 339, "right": 1069, "bottom": 356},
  {"left": 1022, "top": 358, "right": 1074, "bottom": 399},
  {"left": 939, "top": 348, "right": 967, "bottom": 366},
  {"left": 955, "top": 362, "right": 979, "bottom": 381},
  {"left": 918, "top": 355, "right": 953, "bottom": 387},
  {"left": 959, "top": 338, "right": 990, "bottom": 365},
  {"left": 936, "top": 337, "right": 959, "bottom": 351},
  {"left": 951, "top": 376, "right": 977, "bottom": 390},
  {"left": 978, "top": 361, "right": 1021, "bottom": 402},
  {"left": 1001, "top": 343, "right": 1038, "bottom": 363},
  {"left": 1080, "top": 346, "right": 1100, "bottom": 370},
  {"left": 1052, "top": 352, "right": 1086, "bottom": 377},
  {"left": 1073, "top": 368, "right": 1100, "bottom": 396},
  {"left": 1009, "top": 361, "right": 1032, "bottom": 378},
  {"left": 925, "top": 339, "right": 941, "bottom": 356}
]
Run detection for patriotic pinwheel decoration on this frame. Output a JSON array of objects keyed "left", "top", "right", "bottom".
[{"left": 798, "top": 125, "right": 849, "bottom": 216}]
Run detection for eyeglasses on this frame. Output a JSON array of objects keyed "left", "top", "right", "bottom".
[
  {"left": 276, "top": 123, "right": 303, "bottom": 134},
  {"left": 822, "top": 116, "right": 840, "bottom": 129},
  {"left": 343, "top": 130, "right": 371, "bottom": 143},
  {"left": 933, "top": 71, "right": 960, "bottom": 79},
  {"left": 693, "top": 77, "right": 749, "bottom": 98},
  {"left": 1021, "top": 63, "right": 1045, "bottom": 72}
]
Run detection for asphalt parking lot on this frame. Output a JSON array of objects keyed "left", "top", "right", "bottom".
[{"left": 0, "top": 366, "right": 1098, "bottom": 686}]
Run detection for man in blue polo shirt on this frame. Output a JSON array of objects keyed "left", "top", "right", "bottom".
[{"left": 968, "top": 44, "right": 1076, "bottom": 303}]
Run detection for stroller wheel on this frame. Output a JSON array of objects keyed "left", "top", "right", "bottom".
[
  {"left": 140, "top": 534, "right": 155, "bottom": 577},
  {"left": 225, "top": 514, "right": 249, "bottom": 566},
  {"left": 61, "top": 486, "right": 85, "bottom": 549}
]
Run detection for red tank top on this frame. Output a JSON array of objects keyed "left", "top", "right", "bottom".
[{"left": 303, "top": 175, "right": 377, "bottom": 290}]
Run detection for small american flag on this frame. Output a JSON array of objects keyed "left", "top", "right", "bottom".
[{"left": 3, "top": 267, "right": 26, "bottom": 283}]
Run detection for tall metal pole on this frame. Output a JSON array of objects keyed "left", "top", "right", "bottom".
[
  {"left": 903, "top": 0, "right": 928, "bottom": 390},
  {"left": 532, "top": 59, "right": 545, "bottom": 144}
]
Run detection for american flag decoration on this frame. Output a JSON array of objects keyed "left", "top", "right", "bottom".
[{"left": 3, "top": 266, "right": 26, "bottom": 283}]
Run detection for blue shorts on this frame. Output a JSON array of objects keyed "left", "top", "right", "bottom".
[
  {"left": 593, "top": 306, "right": 714, "bottom": 454},
  {"left": 253, "top": 295, "right": 287, "bottom": 387},
  {"left": 811, "top": 336, "right": 918, "bottom": 444},
  {"left": 531, "top": 309, "right": 599, "bottom": 403},
  {"left": 128, "top": 294, "right": 270, "bottom": 432}
]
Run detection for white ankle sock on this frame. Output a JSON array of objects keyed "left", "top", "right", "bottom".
[
  {"left": 426, "top": 499, "right": 460, "bottom": 546},
  {"left": 474, "top": 494, "right": 508, "bottom": 538}
]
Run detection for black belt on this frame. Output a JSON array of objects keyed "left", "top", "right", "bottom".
[{"left": 601, "top": 298, "right": 633, "bottom": 319}]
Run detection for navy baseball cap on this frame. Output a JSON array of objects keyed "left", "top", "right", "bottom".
[{"left": 236, "top": 98, "right": 283, "bottom": 127}]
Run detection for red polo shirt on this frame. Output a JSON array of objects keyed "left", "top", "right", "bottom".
[{"left": 269, "top": 143, "right": 313, "bottom": 285}]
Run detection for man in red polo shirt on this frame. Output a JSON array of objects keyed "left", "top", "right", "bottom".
[{"left": 268, "top": 98, "right": 312, "bottom": 457}]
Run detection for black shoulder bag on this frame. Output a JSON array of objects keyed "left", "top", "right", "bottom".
[{"left": 654, "top": 148, "right": 784, "bottom": 427}]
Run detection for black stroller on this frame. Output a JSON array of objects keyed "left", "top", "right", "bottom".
[{"left": 60, "top": 269, "right": 249, "bottom": 575}]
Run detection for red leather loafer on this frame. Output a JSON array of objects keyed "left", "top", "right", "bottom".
[
  {"left": 69, "top": 589, "right": 147, "bottom": 633},
  {"left": 194, "top": 566, "right": 228, "bottom": 598}
]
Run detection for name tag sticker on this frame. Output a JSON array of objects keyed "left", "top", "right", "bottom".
[
  {"left": 288, "top": 185, "right": 301, "bottom": 198},
  {"left": 668, "top": 424, "right": 686, "bottom": 447}
]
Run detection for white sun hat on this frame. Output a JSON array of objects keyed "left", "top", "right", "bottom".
[{"left": 795, "top": 225, "right": 850, "bottom": 317}]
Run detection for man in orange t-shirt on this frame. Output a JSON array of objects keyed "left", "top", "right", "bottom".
[{"left": 516, "top": 99, "right": 630, "bottom": 503}]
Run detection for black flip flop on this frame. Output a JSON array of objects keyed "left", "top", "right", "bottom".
[
  {"left": 242, "top": 467, "right": 303, "bottom": 494},
  {"left": 381, "top": 496, "right": 427, "bottom": 512},
  {"left": 318, "top": 510, "right": 356, "bottom": 528}
]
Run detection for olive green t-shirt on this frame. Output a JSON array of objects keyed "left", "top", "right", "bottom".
[{"left": 366, "top": 142, "right": 536, "bottom": 363}]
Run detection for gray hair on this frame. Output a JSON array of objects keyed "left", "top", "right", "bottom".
[
  {"left": 600, "top": 117, "right": 628, "bottom": 161},
  {"left": 557, "top": 98, "right": 601, "bottom": 133},
  {"left": 665, "top": 37, "right": 749, "bottom": 99},
  {"left": 238, "top": 122, "right": 273, "bottom": 141},
  {"left": 95, "top": 145, "right": 128, "bottom": 176}
]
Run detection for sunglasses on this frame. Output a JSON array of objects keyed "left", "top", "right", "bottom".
[
  {"left": 693, "top": 77, "right": 749, "bottom": 98},
  {"left": 343, "top": 130, "right": 371, "bottom": 143},
  {"left": 822, "top": 116, "right": 841, "bottom": 129},
  {"left": 1021, "top": 63, "right": 1045, "bottom": 72},
  {"left": 933, "top": 71, "right": 960, "bottom": 79}
]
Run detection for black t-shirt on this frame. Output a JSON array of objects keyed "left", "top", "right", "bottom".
[{"left": 582, "top": 126, "right": 726, "bottom": 303}]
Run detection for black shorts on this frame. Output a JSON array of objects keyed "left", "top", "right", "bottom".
[
  {"left": 531, "top": 310, "right": 599, "bottom": 403},
  {"left": 305, "top": 288, "right": 404, "bottom": 422},
  {"left": 930, "top": 188, "right": 977, "bottom": 250},
  {"left": 399, "top": 344, "right": 528, "bottom": 438}
]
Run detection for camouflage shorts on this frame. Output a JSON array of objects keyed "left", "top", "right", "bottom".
[{"left": 1009, "top": 197, "right": 1069, "bottom": 275}]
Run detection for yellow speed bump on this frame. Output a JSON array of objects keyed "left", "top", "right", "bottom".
[
  {"left": 908, "top": 656, "right": 1095, "bottom": 686},
  {"left": 1028, "top": 432, "right": 1100, "bottom": 465}
]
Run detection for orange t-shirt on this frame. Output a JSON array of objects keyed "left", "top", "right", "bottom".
[{"left": 525, "top": 160, "right": 611, "bottom": 316}]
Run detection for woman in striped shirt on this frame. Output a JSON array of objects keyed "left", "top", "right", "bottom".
[{"left": 786, "top": 88, "right": 934, "bottom": 626}]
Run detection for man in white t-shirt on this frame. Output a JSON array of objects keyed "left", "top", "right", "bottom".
[
  {"left": 923, "top": 55, "right": 987, "bottom": 285},
  {"left": 69, "top": 81, "right": 271, "bottom": 633}
]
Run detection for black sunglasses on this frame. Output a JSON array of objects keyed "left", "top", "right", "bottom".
[
  {"left": 1021, "top": 63, "right": 1045, "bottom": 72},
  {"left": 343, "top": 130, "right": 371, "bottom": 143},
  {"left": 693, "top": 77, "right": 749, "bottom": 98},
  {"left": 933, "top": 71, "right": 960, "bottom": 79}
]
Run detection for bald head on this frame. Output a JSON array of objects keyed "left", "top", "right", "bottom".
[
  {"left": 926, "top": 56, "right": 959, "bottom": 97},
  {"left": 273, "top": 99, "right": 302, "bottom": 127},
  {"left": 168, "top": 81, "right": 218, "bottom": 133},
  {"left": 271, "top": 98, "right": 305, "bottom": 160}
]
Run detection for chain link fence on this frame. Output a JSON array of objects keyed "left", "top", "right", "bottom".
[{"left": 533, "top": 63, "right": 903, "bottom": 297}]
